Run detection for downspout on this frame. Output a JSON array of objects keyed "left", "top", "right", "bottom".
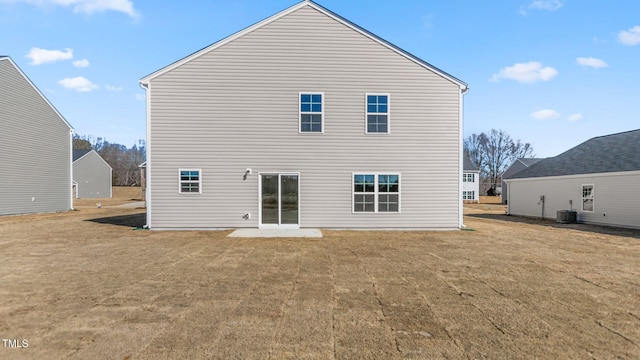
[
  {"left": 459, "top": 85, "right": 469, "bottom": 228},
  {"left": 69, "top": 128, "right": 74, "bottom": 210},
  {"left": 140, "top": 81, "right": 151, "bottom": 229}
]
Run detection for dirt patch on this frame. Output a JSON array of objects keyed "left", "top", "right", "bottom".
[{"left": 0, "top": 205, "right": 639, "bottom": 359}]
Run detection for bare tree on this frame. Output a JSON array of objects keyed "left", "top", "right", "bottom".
[
  {"left": 73, "top": 134, "right": 146, "bottom": 186},
  {"left": 464, "top": 129, "right": 535, "bottom": 195}
]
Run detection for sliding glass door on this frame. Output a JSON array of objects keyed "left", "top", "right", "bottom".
[{"left": 260, "top": 173, "right": 299, "bottom": 228}]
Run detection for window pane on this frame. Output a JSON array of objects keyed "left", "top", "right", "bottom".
[
  {"left": 379, "top": 194, "right": 399, "bottom": 212},
  {"left": 367, "top": 104, "right": 377, "bottom": 113},
  {"left": 312, "top": 94, "right": 321, "bottom": 103},
  {"left": 301, "top": 103, "right": 311, "bottom": 112},
  {"left": 367, "top": 115, "right": 388, "bottom": 133},
  {"left": 311, "top": 103, "right": 321, "bottom": 112},
  {"left": 354, "top": 194, "right": 375, "bottom": 212},
  {"left": 378, "top": 104, "right": 387, "bottom": 113},
  {"left": 355, "top": 174, "right": 374, "bottom": 193},
  {"left": 181, "top": 170, "right": 198, "bottom": 181},
  {"left": 367, "top": 95, "right": 376, "bottom": 104},
  {"left": 301, "top": 94, "right": 311, "bottom": 103}
]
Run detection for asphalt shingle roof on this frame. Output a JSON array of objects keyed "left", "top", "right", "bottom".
[
  {"left": 511, "top": 129, "right": 640, "bottom": 179},
  {"left": 73, "top": 149, "right": 92, "bottom": 162},
  {"left": 463, "top": 157, "right": 479, "bottom": 171}
]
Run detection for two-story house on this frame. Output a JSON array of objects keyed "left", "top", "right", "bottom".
[
  {"left": 462, "top": 157, "right": 479, "bottom": 203},
  {"left": 1, "top": 56, "right": 73, "bottom": 215},
  {"left": 139, "top": 0, "right": 467, "bottom": 230}
]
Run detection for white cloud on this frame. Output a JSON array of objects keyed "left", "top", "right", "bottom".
[
  {"left": 3, "top": 0, "right": 139, "bottom": 18},
  {"left": 618, "top": 26, "right": 640, "bottom": 46},
  {"left": 105, "top": 84, "right": 123, "bottom": 91},
  {"left": 531, "top": 109, "right": 560, "bottom": 120},
  {"left": 491, "top": 61, "right": 558, "bottom": 83},
  {"left": 58, "top": 76, "right": 98, "bottom": 92},
  {"left": 576, "top": 57, "right": 608, "bottom": 69},
  {"left": 568, "top": 113, "right": 583, "bottom": 122},
  {"left": 529, "top": 0, "right": 563, "bottom": 11},
  {"left": 72, "top": 58, "right": 89, "bottom": 68},
  {"left": 25, "top": 47, "right": 73, "bottom": 65},
  {"left": 520, "top": 0, "right": 563, "bottom": 15}
]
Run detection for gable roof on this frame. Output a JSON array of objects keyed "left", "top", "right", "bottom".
[
  {"left": 72, "top": 149, "right": 112, "bottom": 169},
  {"left": 510, "top": 129, "right": 640, "bottom": 179},
  {"left": 519, "top": 158, "right": 543, "bottom": 167},
  {"left": 73, "top": 149, "right": 92, "bottom": 162},
  {"left": 501, "top": 157, "right": 543, "bottom": 179},
  {"left": 0, "top": 56, "right": 73, "bottom": 130},
  {"left": 139, "top": 0, "right": 467, "bottom": 92},
  {"left": 463, "top": 157, "right": 479, "bottom": 172}
]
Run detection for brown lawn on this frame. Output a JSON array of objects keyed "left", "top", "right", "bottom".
[{"left": 0, "top": 190, "right": 638, "bottom": 359}]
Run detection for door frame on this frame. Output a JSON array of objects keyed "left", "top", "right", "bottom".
[{"left": 258, "top": 172, "right": 300, "bottom": 229}]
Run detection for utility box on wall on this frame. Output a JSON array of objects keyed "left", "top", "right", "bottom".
[{"left": 556, "top": 210, "right": 577, "bottom": 224}]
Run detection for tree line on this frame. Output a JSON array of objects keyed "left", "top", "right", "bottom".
[
  {"left": 73, "top": 134, "right": 146, "bottom": 186},
  {"left": 464, "top": 129, "right": 535, "bottom": 195}
]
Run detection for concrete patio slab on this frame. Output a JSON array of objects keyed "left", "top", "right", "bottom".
[{"left": 228, "top": 228, "right": 323, "bottom": 238}]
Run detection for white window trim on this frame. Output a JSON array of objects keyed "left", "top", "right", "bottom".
[
  {"left": 365, "top": 93, "right": 390, "bottom": 135},
  {"left": 352, "top": 172, "right": 401, "bottom": 213},
  {"left": 581, "top": 184, "right": 594, "bottom": 212},
  {"left": 299, "top": 92, "right": 324, "bottom": 134},
  {"left": 178, "top": 168, "right": 202, "bottom": 194}
]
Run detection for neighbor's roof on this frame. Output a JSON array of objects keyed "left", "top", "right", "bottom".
[
  {"left": 519, "top": 158, "right": 544, "bottom": 167},
  {"left": 463, "top": 157, "right": 479, "bottom": 171},
  {"left": 73, "top": 149, "right": 92, "bottom": 162},
  {"left": 510, "top": 129, "right": 640, "bottom": 179},
  {"left": 72, "top": 149, "right": 112, "bottom": 169},
  {"left": 139, "top": 0, "right": 467, "bottom": 91}
]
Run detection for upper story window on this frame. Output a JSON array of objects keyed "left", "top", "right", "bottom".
[
  {"left": 463, "top": 173, "right": 475, "bottom": 182},
  {"left": 300, "top": 93, "right": 323, "bottom": 133},
  {"left": 366, "top": 94, "right": 389, "bottom": 134},
  {"left": 582, "top": 184, "right": 594, "bottom": 212},
  {"left": 179, "top": 169, "right": 201, "bottom": 194}
]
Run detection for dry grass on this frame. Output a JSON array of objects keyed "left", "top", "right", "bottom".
[
  {"left": 480, "top": 195, "right": 502, "bottom": 204},
  {"left": 73, "top": 186, "right": 143, "bottom": 208},
  {"left": 1, "top": 194, "right": 639, "bottom": 359}
]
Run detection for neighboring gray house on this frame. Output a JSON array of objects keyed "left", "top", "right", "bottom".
[
  {"left": 501, "top": 158, "right": 543, "bottom": 204},
  {"left": 139, "top": 0, "right": 468, "bottom": 230},
  {"left": 462, "top": 157, "right": 479, "bottom": 203},
  {"left": 505, "top": 129, "right": 640, "bottom": 229},
  {"left": 73, "top": 149, "right": 112, "bottom": 198},
  {"left": 0, "top": 56, "right": 73, "bottom": 215}
]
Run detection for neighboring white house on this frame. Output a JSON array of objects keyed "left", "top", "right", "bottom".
[
  {"left": 501, "top": 158, "right": 542, "bottom": 204},
  {"left": 73, "top": 149, "right": 112, "bottom": 198},
  {"left": 505, "top": 129, "right": 640, "bottom": 229},
  {"left": 462, "top": 157, "right": 479, "bottom": 203},
  {"left": 139, "top": 0, "right": 468, "bottom": 230},
  {"left": 0, "top": 56, "right": 74, "bottom": 215}
]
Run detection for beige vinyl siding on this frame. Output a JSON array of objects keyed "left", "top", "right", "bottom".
[
  {"left": 0, "top": 58, "right": 72, "bottom": 215},
  {"left": 146, "top": 5, "right": 462, "bottom": 229},
  {"left": 73, "top": 151, "right": 112, "bottom": 198},
  {"left": 507, "top": 171, "right": 640, "bottom": 229}
]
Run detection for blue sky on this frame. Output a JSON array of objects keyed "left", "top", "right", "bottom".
[{"left": 1, "top": 0, "right": 638, "bottom": 157}]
